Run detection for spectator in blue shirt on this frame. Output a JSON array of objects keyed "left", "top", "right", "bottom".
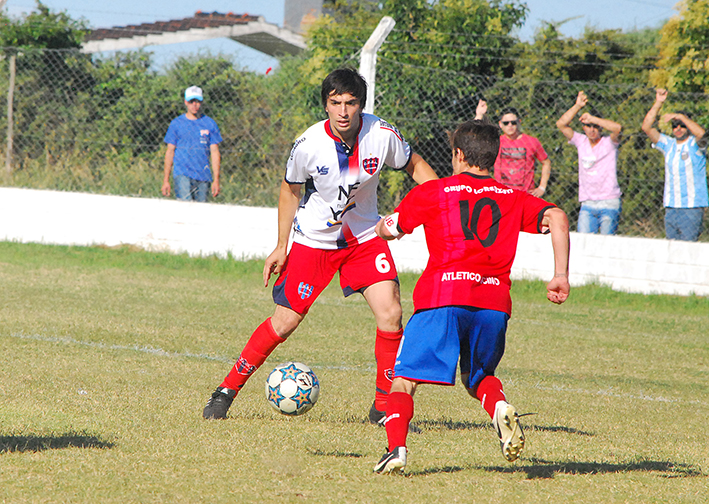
[{"left": 162, "top": 86, "right": 222, "bottom": 202}]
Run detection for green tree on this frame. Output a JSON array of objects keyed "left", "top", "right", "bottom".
[
  {"left": 650, "top": 0, "right": 709, "bottom": 93},
  {"left": 0, "top": 1, "right": 87, "bottom": 50},
  {"left": 1, "top": 2, "right": 92, "bottom": 178}
]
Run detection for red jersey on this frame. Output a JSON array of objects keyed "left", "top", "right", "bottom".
[
  {"left": 395, "top": 172, "right": 554, "bottom": 315},
  {"left": 494, "top": 134, "right": 548, "bottom": 192}
]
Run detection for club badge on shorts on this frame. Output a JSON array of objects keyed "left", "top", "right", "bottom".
[{"left": 298, "top": 282, "right": 314, "bottom": 299}]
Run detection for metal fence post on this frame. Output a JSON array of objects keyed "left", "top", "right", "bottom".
[
  {"left": 5, "top": 53, "right": 16, "bottom": 179},
  {"left": 359, "top": 16, "right": 396, "bottom": 115}
]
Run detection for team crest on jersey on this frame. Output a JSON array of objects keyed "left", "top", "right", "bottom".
[
  {"left": 362, "top": 157, "right": 379, "bottom": 175},
  {"left": 317, "top": 165, "right": 329, "bottom": 175},
  {"left": 298, "top": 282, "right": 314, "bottom": 299}
]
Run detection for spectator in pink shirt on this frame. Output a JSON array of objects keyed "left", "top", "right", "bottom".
[
  {"left": 556, "top": 91, "right": 623, "bottom": 235},
  {"left": 475, "top": 101, "right": 551, "bottom": 197}
]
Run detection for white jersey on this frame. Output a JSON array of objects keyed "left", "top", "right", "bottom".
[{"left": 285, "top": 113, "right": 412, "bottom": 249}]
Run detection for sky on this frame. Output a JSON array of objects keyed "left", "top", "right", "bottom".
[{"left": 2, "top": 0, "right": 681, "bottom": 72}]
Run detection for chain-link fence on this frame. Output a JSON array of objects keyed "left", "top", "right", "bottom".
[{"left": 1, "top": 46, "right": 708, "bottom": 239}]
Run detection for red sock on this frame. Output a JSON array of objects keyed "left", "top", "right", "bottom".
[
  {"left": 476, "top": 375, "right": 506, "bottom": 419},
  {"left": 220, "top": 318, "right": 285, "bottom": 394},
  {"left": 385, "top": 391, "right": 414, "bottom": 451},
  {"left": 374, "top": 327, "right": 403, "bottom": 411}
]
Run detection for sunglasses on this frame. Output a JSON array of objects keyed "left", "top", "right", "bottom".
[
  {"left": 582, "top": 123, "right": 602, "bottom": 130},
  {"left": 187, "top": 99, "right": 202, "bottom": 104},
  {"left": 671, "top": 121, "right": 686, "bottom": 129},
  {"left": 500, "top": 120, "right": 518, "bottom": 126}
]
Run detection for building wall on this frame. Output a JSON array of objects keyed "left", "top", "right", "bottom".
[
  {"left": 2, "top": 187, "right": 708, "bottom": 296},
  {"left": 284, "top": 0, "right": 324, "bottom": 33}
]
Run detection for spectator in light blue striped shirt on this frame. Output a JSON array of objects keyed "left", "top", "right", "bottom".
[{"left": 642, "top": 88, "right": 707, "bottom": 241}]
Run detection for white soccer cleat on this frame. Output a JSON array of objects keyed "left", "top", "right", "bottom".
[
  {"left": 493, "top": 401, "right": 525, "bottom": 462},
  {"left": 373, "top": 446, "right": 407, "bottom": 474}
]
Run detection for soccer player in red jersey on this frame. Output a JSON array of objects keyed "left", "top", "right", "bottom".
[
  {"left": 373, "top": 120, "right": 570, "bottom": 473},
  {"left": 202, "top": 68, "right": 437, "bottom": 421}
]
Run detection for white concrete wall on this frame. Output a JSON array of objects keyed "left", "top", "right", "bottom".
[{"left": 2, "top": 187, "right": 708, "bottom": 296}]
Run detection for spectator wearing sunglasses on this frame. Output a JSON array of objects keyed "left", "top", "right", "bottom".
[
  {"left": 642, "top": 88, "right": 707, "bottom": 241},
  {"left": 475, "top": 101, "right": 551, "bottom": 197},
  {"left": 556, "top": 91, "right": 623, "bottom": 235}
]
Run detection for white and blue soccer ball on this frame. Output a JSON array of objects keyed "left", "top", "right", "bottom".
[{"left": 265, "top": 361, "right": 320, "bottom": 415}]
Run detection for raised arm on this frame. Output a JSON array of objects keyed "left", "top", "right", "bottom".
[
  {"left": 540, "top": 207, "right": 570, "bottom": 305},
  {"left": 663, "top": 112, "right": 706, "bottom": 144},
  {"left": 556, "top": 91, "right": 587, "bottom": 141},
  {"left": 642, "top": 88, "right": 666, "bottom": 144},
  {"left": 474, "top": 99, "right": 487, "bottom": 121},
  {"left": 405, "top": 152, "right": 438, "bottom": 184},
  {"left": 263, "top": 180, "right": 302, "bottom": 286},
  {"left": 580, "top": 112, "right": 623, "bottom": 143}
]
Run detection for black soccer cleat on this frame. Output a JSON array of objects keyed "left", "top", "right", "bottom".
[
  {"left": 368, "top": 401, "right": 422, "bottom": 434},
  {"left": 368, "top": 401, "right": 387, "bottom": 426},
  {"left": 202, "top": 387, "right": 236, "bottom": 419},
  {"left": 373, "top": 446, "right": 407, "bottom": 474}
]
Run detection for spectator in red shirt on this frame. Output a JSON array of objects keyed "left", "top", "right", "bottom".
[{"left": 475, "top": 100, "right": 551, "bottom": 197}]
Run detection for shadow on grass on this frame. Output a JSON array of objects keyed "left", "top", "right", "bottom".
[
  {"left": 309, "top": 448, "right": 364, "bottom": 458},
  {"left": 406, "top": 458, "right": 705, "bottom": 479},
  {"left": 416, "top": 418, "right": 489, "bottom": 431},
  {"left": 527, "top": 423, "right": 594, "bottom": 436},
  {"left": 0, "top": 433, "right": 115, "bottom": 454},
  {"left": 408, "top": 418, "right": 594, "bottom": 437}
]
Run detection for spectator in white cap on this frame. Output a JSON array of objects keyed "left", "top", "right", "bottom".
[{"left": 162, "top": 85, "right": 222, "bottom": 201}]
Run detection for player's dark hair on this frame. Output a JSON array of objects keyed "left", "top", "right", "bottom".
[
  {"left": 450, "top": 120, "right": 500, "bottom": 170},
  {"left": 321, "top": 68, "right": 367, "bottom": 110},
  {"left": 677, "top": 109, "right": 692, "bottom": 119},
  {"left": 498, "top": 107, "right": 520, "bottom": 120}
]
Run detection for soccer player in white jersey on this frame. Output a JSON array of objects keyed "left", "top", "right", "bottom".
[{"left": 203, "top": 67, "right": 438, "bottom": 420}]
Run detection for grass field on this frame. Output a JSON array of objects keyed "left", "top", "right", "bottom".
[{"left": 1, "top": 241, "right": 707, "bottom": 503}]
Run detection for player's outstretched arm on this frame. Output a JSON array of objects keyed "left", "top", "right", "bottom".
[
  {"left": 263, "top": 180, "right": 301, "bottom": 287},
  {"left": 375, "top": 212, "right": 404, "bottom": 241},
  {"left": 405, "top": 153, "right": 438, "bottom": 184},
  {"left": 541, "top": 207, "right": 570, "bottom": 304}
]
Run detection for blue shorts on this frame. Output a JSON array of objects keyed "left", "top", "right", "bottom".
[{"left": 394, "top": 307, "right": 508, "bottom": 390}]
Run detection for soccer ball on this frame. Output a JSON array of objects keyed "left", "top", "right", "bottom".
[{"left": 265, "top": 361, "right": 320, "bottom": 415}]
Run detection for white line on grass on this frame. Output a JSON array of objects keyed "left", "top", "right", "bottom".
[
  {"left": 8, "top": 332, "right": 706, "bottom": 408},
  {"left": 535, "top": 384, "right": 708, "bottom": 408},
  {"left": 11, "top": 331, "right": 234, "bottom": 362},
  {"left": 7, "top": 332, "right": 376, "bottom": 372}
]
